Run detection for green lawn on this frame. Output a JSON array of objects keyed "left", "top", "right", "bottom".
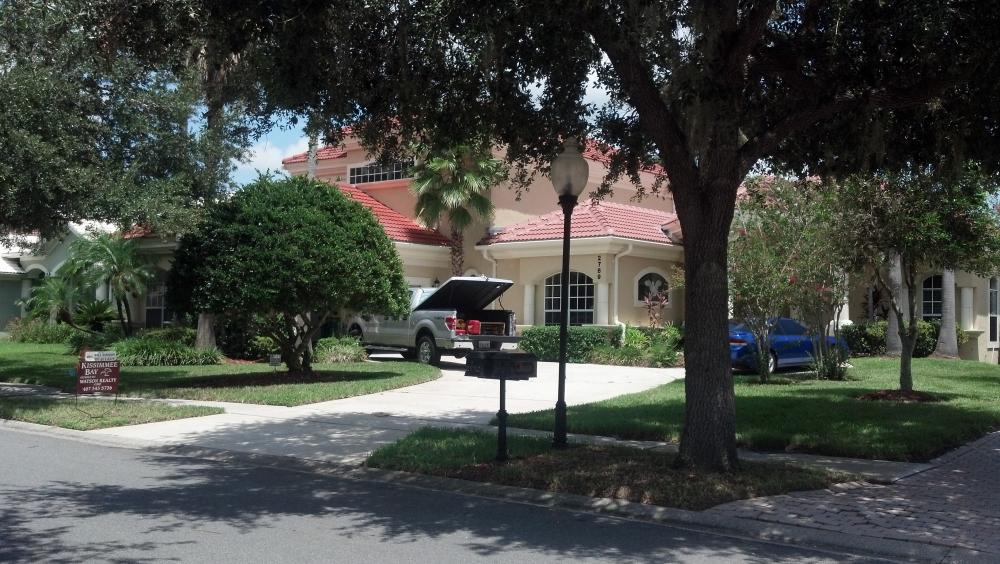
[
  {"left": 505, "top": 357, "right": 1000, "bottom": 462},
  {"left": 367, "top": 428, "right": 848, "bottom": 510},
  {"left": 0, "top": 397, "right": 223, "bottom": 430},
  {"left": 0, "top": 342, "right": 440, "bottom": 406}
]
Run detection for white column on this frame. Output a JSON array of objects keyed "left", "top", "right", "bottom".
[
  {"left": 522, "top": 284, "right": 535, "bottom": 326},
  {"left": 19, "top": 279, "right": 31, "bottom": 317},
  {"left": 960, "top": 286, "right": 974, "bottom": 331},
  {"left": 596, "top": 282, "right": 610, "bottom": 325},
  {"left": 96, "top": 282, "right": 109, "bottom": 301}
]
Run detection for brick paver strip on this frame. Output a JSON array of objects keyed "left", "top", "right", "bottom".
[{"left": 707, "top": 431, "right": 1000, "bottom": 555}]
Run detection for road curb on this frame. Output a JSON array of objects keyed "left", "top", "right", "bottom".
[{"left": 4, "top": 420, "right": 992, "bottom": 563}]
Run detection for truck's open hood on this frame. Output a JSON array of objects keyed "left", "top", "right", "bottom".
[{"left": 413, "top": 277, "right": 514, "bottom": 312}]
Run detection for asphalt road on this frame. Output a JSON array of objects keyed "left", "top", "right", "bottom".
[{"left": 0, "top": 430, "right": 879, "bottom": 563}]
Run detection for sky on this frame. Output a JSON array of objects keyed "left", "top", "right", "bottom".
[{"left": 231, "top": 75, "right": 613, "bottom": 185}]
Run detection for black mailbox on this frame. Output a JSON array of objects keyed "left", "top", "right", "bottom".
[
  {"left": 464, "top": 350, "right": 538, "bottom": 462},
  {"left": 465, "top": 351, "right": 537, "bottom": 380}
]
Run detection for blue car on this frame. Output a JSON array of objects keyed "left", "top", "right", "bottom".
[{"left": 730, "top": 318, "right": 849, "bottom": 373}]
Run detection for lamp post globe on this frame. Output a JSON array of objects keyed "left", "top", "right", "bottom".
[{"left": 550, "top": 137, "right": 589, "bottom": 449}]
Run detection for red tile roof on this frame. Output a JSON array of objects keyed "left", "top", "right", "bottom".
[
  {"left": 282, "top": 145, "right": 348, "bottom": 165},
  {"left": 336, "top": 184, "right": 450, "bottom": 246},
  {"left": 480, "top": 200, "right": 682, "bottom": 246},
  {"left": 122, "top": 225, "right": 156, "bottom": 239}
]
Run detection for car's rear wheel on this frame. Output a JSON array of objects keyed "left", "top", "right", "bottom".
[{"left": 416, "top": 335, "right": 440, "bottom": 365}]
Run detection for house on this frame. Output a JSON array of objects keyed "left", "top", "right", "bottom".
[
  {"left": 846, "top": 271, "right": 1000, "bottom": 363},
  {"left": 280, "top": 136, "right": 684, "bottom": 329}
]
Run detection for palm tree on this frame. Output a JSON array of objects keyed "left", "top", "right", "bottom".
[
  {"left": 18, "top": 277, "right": 80, "bottom": 324},
  {"left": 410, "top": 144, "right": 506, "bottom": 275},
  {"left": 934, "top": 269, "right": 959, "bottom": 357},
  {"left": 68, "top": 233, "right": 154, "bottom": 337}
]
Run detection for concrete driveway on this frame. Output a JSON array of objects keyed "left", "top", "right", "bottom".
[{"left": 91, "top": 355, "right": 683, "bottom": 464}]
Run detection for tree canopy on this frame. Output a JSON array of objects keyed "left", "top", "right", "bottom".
[
  {"left": 167, "top": 176, "right": 410, "bottom": 372},
  {"left": 97, "top": 0, "right": 1000, "bottom": 470},
  {"left": 0, "top": 0, "right": 250, "bottom": 240},
  {"left": 835, "top": 164, "right": 1000, "bottom": 391}
]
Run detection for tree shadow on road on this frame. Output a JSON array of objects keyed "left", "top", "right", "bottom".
[{"left": 0, "top": 443, "right": 850, "bottom": 563}]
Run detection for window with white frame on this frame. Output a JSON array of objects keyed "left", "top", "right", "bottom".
[
  {"left": 922, "top": 274, "right": 943, "bottom": 320},
  {"left": 544, "top": 272, "right": 595, "bottom": 325},
  {"left": 990, "top": 277, "right": 998, "bottom": 343},
  {"left": 348, "top": 161, "right": 410, "bottom": 184},
  {"left": 144, "top": 279, "right": 173, "bottom": 328}
]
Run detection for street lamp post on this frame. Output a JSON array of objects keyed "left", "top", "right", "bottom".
[{"left": 549, "top": 138, "right": 589, "bottom": 448}]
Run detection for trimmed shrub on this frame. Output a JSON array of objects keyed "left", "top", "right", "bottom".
[
  {"left": 112, "top": 337, "right": 221, "bottom": 366},
  {"left": 315, "top": 336, "right": 367, "bottom": 363},
  {"left": 519, "top": 326, "right": 618, "bottom": 363},
  {"left": 141, "top": 326, "right": 197, "bottom": 347},
  {"left": 588, "top": 344, "right": 647, "bottom": 366},
  {"left": 6, "top": 318, "right": 82, "bottom": 344},
  {"left": 841, "top": 319, "right": 967, "bottom": 358},
  {"left": 841, "top": 321, "right": 887, "bottom": 357},
  {"left": 621, "top": 326, "right": 651, "bottom": 349}
]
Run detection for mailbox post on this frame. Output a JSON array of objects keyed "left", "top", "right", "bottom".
[{"left": 465, "top": 350, "right": 537, "bottom": 462}]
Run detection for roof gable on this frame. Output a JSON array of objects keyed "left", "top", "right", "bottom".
[{"left": 480, "top": 200, "right": 682, "bottom": 246}]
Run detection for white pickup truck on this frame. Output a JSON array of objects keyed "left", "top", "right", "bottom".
[{"left": 346, "top": 277, "right": 520, "bottom": 365}]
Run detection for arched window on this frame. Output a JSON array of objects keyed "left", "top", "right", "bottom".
[
  {"left": 544, "top": 272, "right": 595, "bottom": 325},
  {"left": 922, "top": 275, "right": 943, "bottom": 320},
  {"left": 636, "top": 270, "right": 668, "bottom": 306}
]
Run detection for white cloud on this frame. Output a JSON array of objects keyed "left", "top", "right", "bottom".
[{"left": 232, "top": 136, "right": 311, "bottom": 185}]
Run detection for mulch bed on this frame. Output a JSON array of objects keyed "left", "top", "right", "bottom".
[
  {"left": 223, "top": 358, "right": 260, "bottom": 365},
  {"left": 856, "top": 389, "right": 941, "bottom": 402}
]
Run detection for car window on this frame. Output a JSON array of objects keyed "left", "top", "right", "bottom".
[{"left": 779, "top": 319, "right": 807, "bottom": 336}]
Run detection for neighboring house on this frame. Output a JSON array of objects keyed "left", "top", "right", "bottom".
[
  {"left": 280, "top": 136, "right": 684, "bottom": 328},
  {"left": 847, "top": 271, "right": 1000, "bottom": 363},
  {"left": 0, "top": 222, "right": 177, "bottom": 330}
]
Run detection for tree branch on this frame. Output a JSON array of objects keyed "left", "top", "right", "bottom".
[
  {"left": 580, "top": 6, "right": 699, "bottom": 192},
  {"left": 739, "top": 78, "right": 957, "bottom": 172},
  {"left": 723, "top": 1, "right": 777, "bottom": 83}
]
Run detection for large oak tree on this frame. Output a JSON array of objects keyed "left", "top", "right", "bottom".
[{"left": 101, "top": 1, "right": 1000, "bottom": 470}]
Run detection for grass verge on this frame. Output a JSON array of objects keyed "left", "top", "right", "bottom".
[
  {"left": 366, "top": 428, "right": 849, "bottom": 511},
  {"left": 504, "top": 357, "right": 1000, "bottom": 461},
  {"left": 0, "top": 342, "right": 440, "bottom": 406},
  {"left": 0, "top": 397, "right": 223, "bottom": 431}
]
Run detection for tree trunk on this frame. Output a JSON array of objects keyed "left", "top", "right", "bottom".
[
  {"left": 675, "top": 186, "right": 739, "bottom": 472},
  {"left": 450, "top": 227, "right": 464, "bottom": 276},
  {"left": 122, "top": 297, "right": 135, "bottom": 337},
  {"left": 933, "top": 269, "right": 958, "bottom": 358},
  {"left": 306, "top": 129, "right": 319, "bottom": 179},
  {"left": 114, "top": 298, "right": 127, "bottom": 335},
  {"left": 196, "top": 313, "right": 217, "bottom": 349},
  {"left": 886, "top": 254, "right": 904, "bottom": 356}
]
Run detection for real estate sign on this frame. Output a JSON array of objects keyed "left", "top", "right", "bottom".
[{"left": 77, "top": 351, "right": 120, "bottom": 395}]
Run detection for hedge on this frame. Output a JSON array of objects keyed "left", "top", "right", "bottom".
[
  {"left": 518, "top": 325, "right": 619, "bottom": 362},
  {"left": 841, "top": 319, "right": 967, "bottom": 358}
]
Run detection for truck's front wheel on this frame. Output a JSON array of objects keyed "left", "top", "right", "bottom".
[{"left": 416, "top": 335, "right": 440, "bottom": 365}]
